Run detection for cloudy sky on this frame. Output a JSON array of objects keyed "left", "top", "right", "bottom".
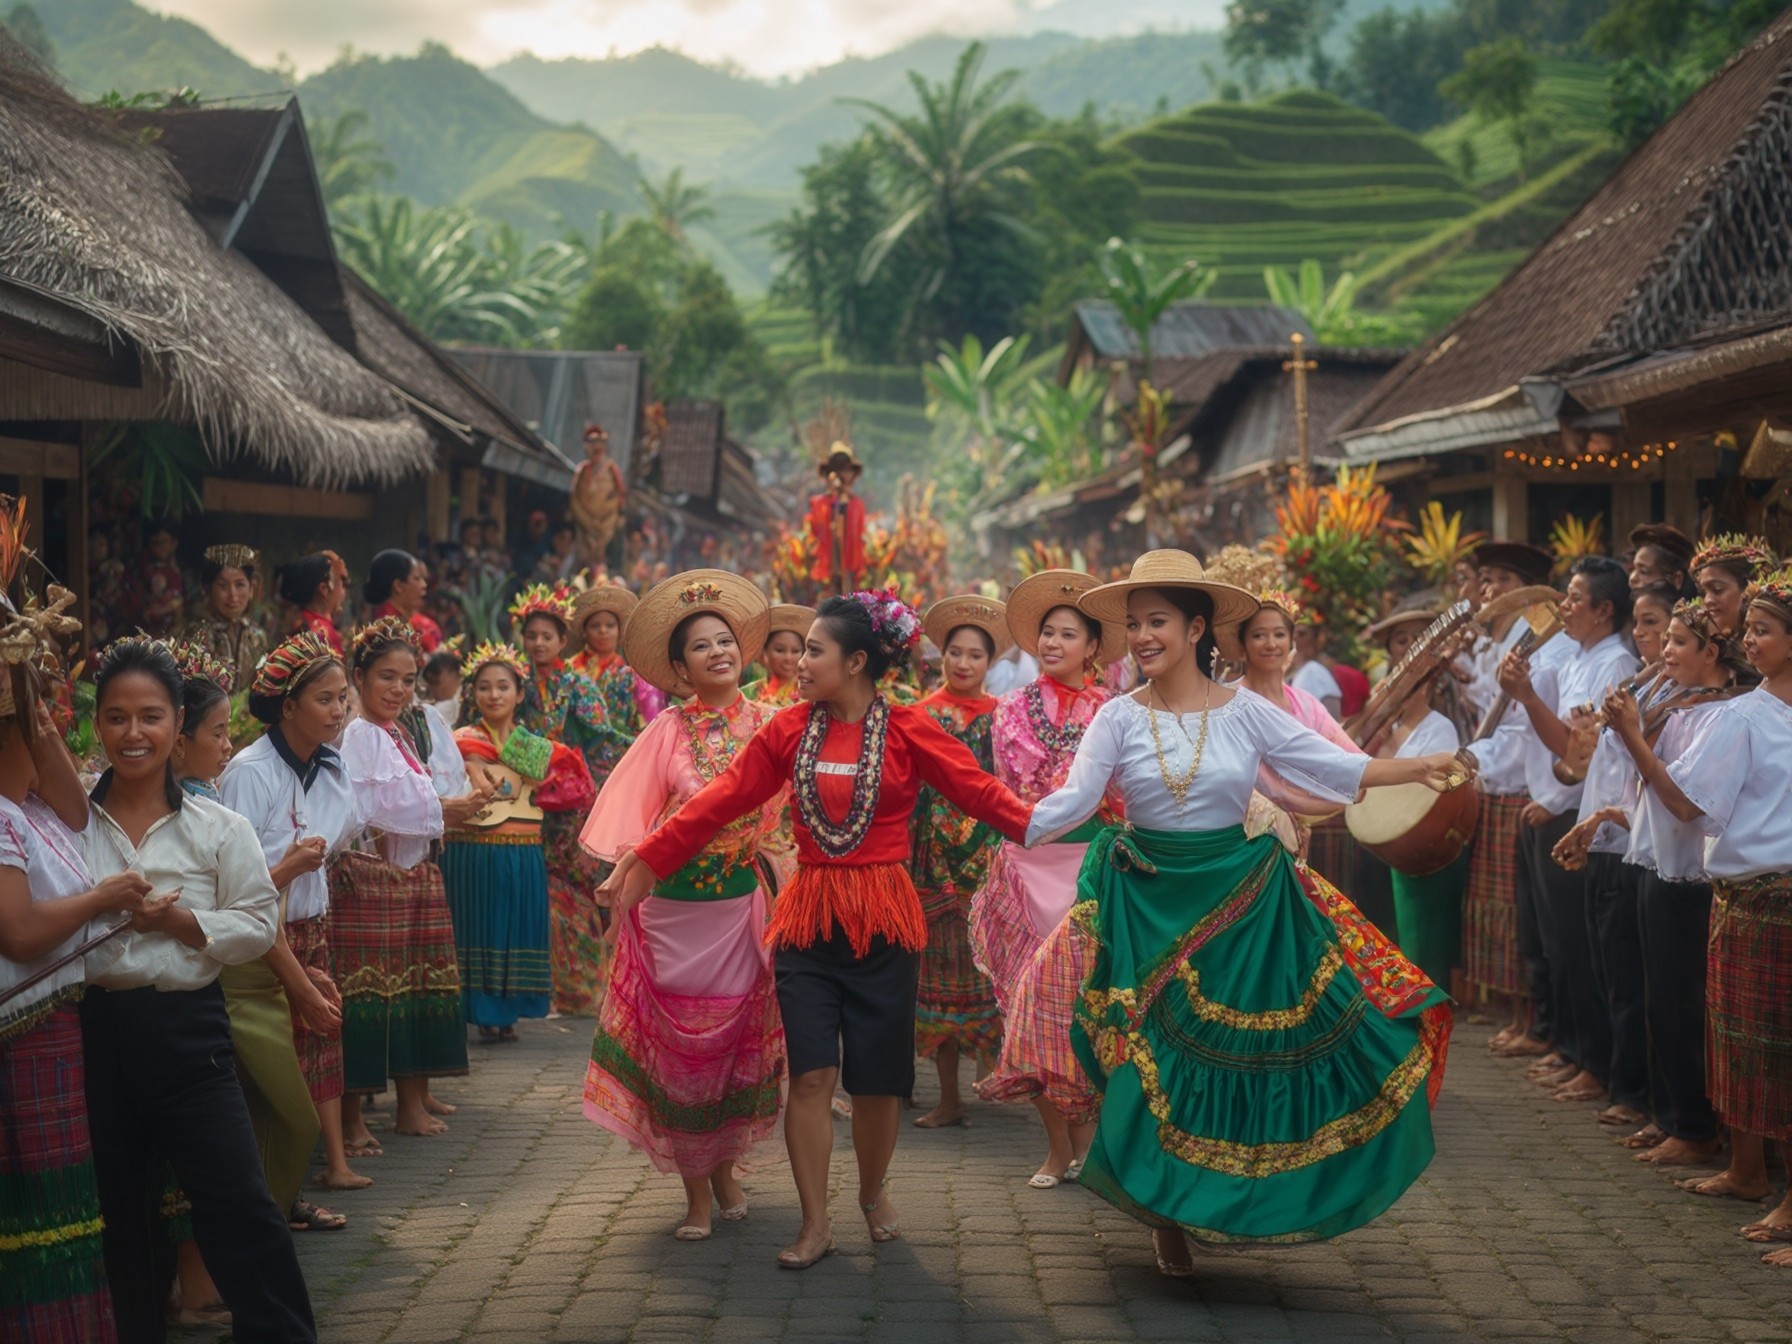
[{"left": 148, "top": 0, "right": 1213, "bottom": 77}]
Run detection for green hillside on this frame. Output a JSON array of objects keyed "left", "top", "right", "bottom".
[
  {"left": 1113, "top": 89, "right": 1480, "bottom": 299},
  {"left": 32, "top": 0, "right": 272, "bottom": 98},
  {"left": 1422, "top": 60, "right": 1610, "bottom": 186}
]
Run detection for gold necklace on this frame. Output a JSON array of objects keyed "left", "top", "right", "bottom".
[{"left": 1146, "top": 680, "right": 1213, "bottom": 807}]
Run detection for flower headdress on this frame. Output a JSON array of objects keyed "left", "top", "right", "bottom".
[
  {"left": 849, "top": 587, "right": 923, "bottom": 655},
  {"left": 459, "top": 640, "right": 530, "bottom": 683},
  {"left": 166, "top": 638, "right": 234, "bottom": 693},
  {"left": 1671, "top": 596, "right": 1722, "bottom": 646},
  {"left": 1691, "top": 532, "right": 1777, "bottom": 580},
  {"left": 1256, "top": 587, "right": 1304, "bottom": 625},
  {"left": 251, "top": 631, "right": 339, "bottom": 700},
  {"left": 353, "top": 615, "right": 419, "bottom": 661},
  {"left": 93, "top": 632, "right": 169, "bottom": 677},
  {"left": 202, "top": 543, "right": 260, "bottom": 572},
  {"left": 1747, "top": 564, "right": 1792, "bottom": 627},
  {"left": 507, "top": 582, "right": 574, "bottom": 629}
]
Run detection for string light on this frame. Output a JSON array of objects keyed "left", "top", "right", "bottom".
[{"left": 1503, "top": 441, "right": 1680, "bottom": 472}]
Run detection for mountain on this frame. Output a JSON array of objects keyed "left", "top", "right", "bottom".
[{"left": 30, "top": 0, "right": 273, "bottom": 98}]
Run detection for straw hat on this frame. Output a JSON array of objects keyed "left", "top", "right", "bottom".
[
  {"left": 1365, "top": 607, "right": 1440, "bottom": 646},
  {"left": 922, "top": 595, "right": 1011, "bottom": 658},
  {"left": 570, "top": 583, "right": 639, "bottom": 634},
  {"left": 1005, "top": 570, "right": 1129, "bottom": 665},
  {"left": 766, "top": 603, "right": 817, "bottom": 642},
  {"left": 818, "top": 442, "right": 863, "bottom": 479},
  {"left": 1079, "top": 550, "right": 1260, "bottom": 633},
  {"left": 623, "top": 569, "right": 769, "bottom": 696}
]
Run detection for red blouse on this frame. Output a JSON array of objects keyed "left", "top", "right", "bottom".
[
  {"left": 296, "top": 607, "right": 344, "bottom": 657},
  {"left": 372, "top": 601, "right": 443, "bottom": 654},
  {"left": 635, "top": 700, "right": 1031, "bottom": 879}
]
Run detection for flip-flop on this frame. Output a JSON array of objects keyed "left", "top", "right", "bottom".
[
  {"left": 673, "top": 1224, "right": 711, "bottom": 1242},
  {"left": 912, "top": 1112, "right": 967, "bottom": 1129}
]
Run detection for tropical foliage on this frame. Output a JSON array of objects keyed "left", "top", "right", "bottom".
[
  {"left": 1548, "top": 512, "right": 1608, "bottom": 574},
  {"left": 1262, "top": 260, "right": 1420, "bottom": 346},
  {"left": 310, "top": 109, "right": 395, "bottom": 207},
  {"left": 1266, "top": 464, "right": 1407, "bottom": 662},
  {"left": 1405, "top": 501, "right": 1486, "bottom": 584},
  {"left": 90, "top": 423, "right": 209, "bottom": 519}
]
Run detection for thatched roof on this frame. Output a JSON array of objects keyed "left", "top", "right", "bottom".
[
  {"left": 0, "top": 40, "right": 433, "bottom": 487},
  {"left": 1337, "top": 8, "right": 1792, "bottom": 457}
]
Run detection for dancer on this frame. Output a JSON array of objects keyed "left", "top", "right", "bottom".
[
  {"left": 567, "top": 581, "right": 662, "bottom": 734},
  {"left": 80, "top": 637, "right": 316, "bottom": 1342},
  {"left": 971, "top": 570, "right": 1125, "bottom": 1187},
  {"left": 1023, "top": 550, "right": 1461, "bottom": 1271},
  {"left": 751, "top": 603, "right": 814, "bottom": 708},
  {"left": 364, "top": 549, "right": 444, "bottom": 653},
  {"left": 442, "top": 642, "right": 593, "bottom": 1040},
  {"left": 278, "top": 551, "right": 349, "bottom": 658},
  {"left": 911, "top": 595, "right": 1007, "bottom": 1128},
  {"left": 579, "top": 572, "right": 785, "bottom": 1240},
  {"left": 599, "top": 589, "right": 1032, "bottom": 1270},
  {"left": 335, "top": 618, "right": 488, "bottom": 1153},
  {"left": 181, "top": 543, "right": 268, "bottom": 692}
]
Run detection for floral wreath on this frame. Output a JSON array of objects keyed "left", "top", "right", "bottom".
[
  {"left": 1671, "top": 596, "right": 1722, "bottom": 646},
  {"left": 508, "top": 582, "right": 575, "bottom": 630},
  {"left": 251, "top": 631, "right": 339, "bottom": 700},
  {"left": 353, "top": 615, "right": 420, "bottom": 661},
  {"left": 459, "top": 639, "right": 531, "bottom": 684},
  {"left": 1691, "top": 532, "right": 1777, "bottom": 579},
  {"left": 202, "top": 543, "right": 260, "bottom": 573},
  {"left": 1256, "top": 587, "right": 1305, "bottom": 625},
  {"left": 92, "top": 631, "right": 171, "bottom": 678},
  {"left": 166, "top": 638, "right": 235, "bottom": 693},
  {"left": 848, "top": 587, "right": 922, "bottom": 665},
  {"left": 1747, "top": 565, "right": 1792, "bottom": 626}
]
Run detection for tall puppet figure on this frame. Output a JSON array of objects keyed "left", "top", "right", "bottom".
[
  {"left": 807, "top": 444, "right": 867, "bottom": 596},
  {"left": 571, "top": 423, "right": 628, "bottom": 572}
]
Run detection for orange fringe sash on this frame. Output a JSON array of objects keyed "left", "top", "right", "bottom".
[{"left": 767, "top": 862, "right": 928, "bottom": 956}]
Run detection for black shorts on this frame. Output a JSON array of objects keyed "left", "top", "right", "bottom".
[{"left": 775, "top": 932, "right": 919, "bottom": 1097}]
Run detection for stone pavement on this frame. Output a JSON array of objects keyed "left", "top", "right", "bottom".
[{"left": 231, "top": 1019, "right": 1792, "bottom": 1344}]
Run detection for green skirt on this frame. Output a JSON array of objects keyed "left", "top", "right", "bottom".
[{"left": 1071, "top": 824, "right": 1452, "bottom": 1245}]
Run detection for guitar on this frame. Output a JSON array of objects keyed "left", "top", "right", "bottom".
[{"left": 462, "top": 760, "right": 544, "bottom": 828}]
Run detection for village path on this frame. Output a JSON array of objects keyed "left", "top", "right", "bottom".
[{"left": 234, "top": 1020, "right": 1792, "bottom": 1344}]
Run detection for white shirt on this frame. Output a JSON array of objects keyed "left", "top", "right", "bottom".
[
  {"left": 1668, "top": 688, "right": 1792, "bottom": 881},
  {"left": 985, "top": 650, "right": 1040, "bottom": 697},
  {"left": 1576, "top": 729, "right": 1636, "bottom": 856},
  {"left": 82, "top": 794, "right": 279, "bottom": 990},
  {"left": 1289, "top": 659, "right": 1342, "bottom": 706},
  {"left": 1626, "top": 699, "right": 1728, "bottom": 882},
  {"left": 421, "top": 703, "right": 470, "bottom": 799},
  {"left": 1526, "top": 632, "right": 1638, "bottom": 818},
  {"left": 1026, "top": 688, "right": 1369, "bottom": 843},
  {"left": 219, "top": 732, "right": 359, "bottom": 923},
  {"left": 1393, "top": 710, "right": 1460, "bottom": 759},
  {"left": 0, "top": 795, "right": 99, "bottom": 1021},
  {"left": 1467, "top": 622, "right": 1570, "bottom": 795},
  {"left": 338, "top": 718, "right": 445, "bottom": 871}
]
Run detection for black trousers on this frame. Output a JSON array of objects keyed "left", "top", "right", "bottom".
[
  {"left": 1586, "top": 856, "right": 1648, "bottom": 1109},
  {"left": 1516, "top": 811, "right": 1571, "bottom": 1046},
  {"left": 81, "top": 982, "right": 316, "bottom": 1344},
  {"left": 1639, "top": 873, "right": 1719, "bottom": 1141}
]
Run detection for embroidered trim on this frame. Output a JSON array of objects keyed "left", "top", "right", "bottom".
[
  {"left": 814, "top": 761, "right": 859, "bottom": 776},
  {"left": 1179, "top": 947, "right": 1345, "bottom": 1030},
  {"left": 793, "top": 696, "right": 890, "bottom": 858},
  {"left": 1024, "top": 680, "right": 1086, "bottom": 759}
]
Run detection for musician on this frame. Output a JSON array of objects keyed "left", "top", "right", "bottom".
[
  {"left": 806, "top": 443, "right": 868, "bottom": 594},
  {"left": 1626, "top": 524, "right": 1697, "bottom": 597},
  {"left": 1498, "top": 557, "right": 1638, "bottom": 1104}
]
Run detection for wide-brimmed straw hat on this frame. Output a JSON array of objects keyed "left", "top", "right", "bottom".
[
  {"left": 1079, "top": 550, "right": 1260, "bottom": 634},
  {"left": 624, "top": 569, "right": 769, "bottom": 696},
  {"left": 1005, "top": 570, "right": 1129, "bottom": 665},
  {"left": 765, "top": 603, "right": 817, "bottom": 642},
  {"left": 1365, "top": 607, "right": 1440, "bottom": 646},
  {"left": 818, "top": 442, "right": 863, "bottom": 479},
  {"left": 922, "top": 595, "right": 1011, "bottom": 658},
  {"left": 570, "top": 582, "right": 639, "bottom": 633}
]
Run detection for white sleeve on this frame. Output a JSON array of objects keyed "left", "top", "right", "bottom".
[
  {"left": 1024, "top": 700, "right": 1123, "bottom": 846},
  {"left": 216, "top": 761, "right": 285, "bottom": 871},
  {"left": 424, "top": 706, "right": 470, "bottom": 797},
  {"left": 1245, "top": 696, "right": 1369, "bottom": 803},
  {"left": 343, "top": 724, "right": 444, "bottom": 839},
  {"left": 193, "top": 811, "right": 279, "bottom": 964},
  {"left": 1666, "top": 702, "right": 1749, "bottom": 835}
]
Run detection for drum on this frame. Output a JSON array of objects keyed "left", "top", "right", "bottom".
[{"left": 1345, "top": 780, "right": 1480, "bottom": 877}]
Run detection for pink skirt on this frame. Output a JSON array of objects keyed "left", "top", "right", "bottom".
[
  {"left": 975, "top": 906, "right": 1100, "bottom": 1121},
  {"left": 582, "top": 889, "right": 785, "bottom": 1176},
  {"left": 970, "top": 841, "right": 1089, "bottom": 1015}
]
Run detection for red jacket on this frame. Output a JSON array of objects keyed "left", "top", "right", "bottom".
[{"left": 806, "top": 491, "right": 866, "bottom": 584}]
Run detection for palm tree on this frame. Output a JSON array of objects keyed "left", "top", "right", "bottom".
[
  {"left": 846, "top": 43, "right": 1042, "bottom": 305},
  {"left": 1262, "top": 259, "right": 1419, "bottom": 345},
  {"left": 309, "top": 109, "right": 394, "bottom": 209},
  {"left": 639, "top": 168, "right": 715, "bottom": 241}
]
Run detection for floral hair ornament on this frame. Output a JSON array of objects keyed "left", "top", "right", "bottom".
[
  {"left": 1691, "top": 532, "right": 1777, "bottom": 580},
  {"left": 251, "top": 631, "right": 339, "bottom": 700},
  {"left": 1256, "top": 586, "right": 1305, "bottom": 625},
  {"left": 166, "top": 638, "right": 235, "bottom": 694},
  {"left": 459, "top": 640, "right": 531, "bottom": 684},
  {"left": 353, "top": 615, "right": 420, "bottom": 660},
  {"left": 323, "top": 550, "right": 348, "bottom": 584},
  {"left": 202, "top": 543, "right": 259, "bottom": 572},
  {"left": 1671, "top": 596, "right": 1723, "bottom": 646},
  {"left": 849, "top": 587, "right": 923, "bottom": 653},
  {"left": 1746, "top": 565, "right": 1792, "bottom": 628},
  {"left": 507, "top": 582, "right": 575, "bottom": 630}
]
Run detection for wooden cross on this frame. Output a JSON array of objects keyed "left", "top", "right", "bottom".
[{"left": 1284, "top": 333, "right": 1318, "bottom": 487}]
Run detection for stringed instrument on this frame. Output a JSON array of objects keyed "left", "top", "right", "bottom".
[
  {"left": 462, "top": 759, "right": 544, "bottom": 828},
  {"left": 1471, "top": 601, "right": 1566, "bottom": 742},
  {"left": 1345, "top": 601, "right": 1473, "bottom": 750}
]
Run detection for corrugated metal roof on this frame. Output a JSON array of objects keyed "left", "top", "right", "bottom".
[{"left": 1074, "top": 301, "right": 1314, "bottom": 361}]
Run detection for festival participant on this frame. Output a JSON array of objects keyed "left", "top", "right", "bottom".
[
  {"left": 910, "top": 595, "right": 1007, "bottom": 1129},
  {"left": 334, "top": 619, "right": 491, "bottom": 1155},
  {"left": 0, "top": 585, "right": 141, "bottom": 1344},
  {"left": 1361, "top": 607, "right": 1466, "bottom": 986},
  {"left": 751, "top": 604, "right": 814, "bottom": 709},
  {"left": 579, "top": 572, "right": 786, "bottom": 1240},
  {"left": 181, "top": 543, "right": 269, "bottom": 692},
  {"left": 278, "top": 551, "right": 349, "bottom": 658},
  {"left": 1691, "top": 533, "right": 1777, "bottom": 637},
  {"left": 219, "top": 633, "right": 368, "bottom": 1194},
  {"left": 364, "top": 549, "right": 444, "bottom": 654},
  {"left": 1288, "top": 619, "right": 1343, "bottom": 717},
  {"left": 567, "top": 580, "right": 655, "bottom": 749},
  {"left": 1604, "top": 568, "right": 1792, "bottom": 1264},
  {"left": 1499, "top": 557, "right": 1638, "bottom": 1104},
  {"left": 1021, "top": 550, "right": 1461, "bottom": 1272},
  {"left": 1627, "top": 524, "right": 1697, "bottom": 596},
  {"left": 442, "top": 642, "right": 594, "bottom": 1041},
  {"left": 599, "top": 590, "right": 1033, "bottom": 1270},
  {"left": 970, "top": 570, "right": 1125, "bottom": 1188},
  {"left": 80, "top": 637, "right": 316, "bottom": 1342},
  {"left": 511, "top": 583, "right": 615, "bottom": 1017},
  {"left": 421, "top": 648, "right": 463, "bottom": 722}
]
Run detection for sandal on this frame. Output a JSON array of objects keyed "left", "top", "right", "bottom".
[
  {"left": 861, "top": 1180, "right": 900, "bottom": 1243},
  {"left": 912, "top": 1111, "right": 967, "bottom": 1129},
  {"left": 718, "top": 1203, "right": 749, "bottom": 1222},
  {"left": 1027, "top": 1172, "right": 1063, "bottom": 1190},
  {"left": 673, "top": 1224, "right": 711, "bottom": 1242},
  {"left": 288, "top": 1199, "right": 348, "bottom": 1231},
  {"left": 171, "top": 1301, "right": 233, "bottom": 1327}
]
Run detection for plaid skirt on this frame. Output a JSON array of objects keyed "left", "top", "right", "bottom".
[
  {"left": 287, "top": 915, "right": 344, "bottom": 1105},
  {"left": 1464, "top": 793, "right": 1526, "bottom": 998},
  {"left": 0, "top": 1006, "right": 116, "bottom": 1343},
  {"left": 915, "top": 883, "right": 1002, "bottom": 1060},
  {"left": 1707, "top": 872, "right": 1792, "bottom": 1139},
  {"left": 329, "top": 852, "right": 469, "bottom": 1094},
  {"left": 975, "top": 907, "right": 1100, "bottom": 1123}
]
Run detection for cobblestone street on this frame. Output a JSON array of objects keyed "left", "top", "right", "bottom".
[{"left": 252, "top": 1020, "right": 1792, "bottom": 1344}]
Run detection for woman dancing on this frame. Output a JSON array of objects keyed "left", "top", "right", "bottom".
[
  {"left": 579, "top": 572, "right": 786, "bottom": 1240},
  {"left": 600, "top": 589, "right": 1032, "bottom": 1270},
  {"left": 971, "top": 570, "right": 1125, "bottom": 1187},
  {"left": 1024, "top": 551, "right": 1462, "bottom": 1273}
]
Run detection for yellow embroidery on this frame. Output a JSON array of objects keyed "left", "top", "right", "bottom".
[
  {"left": 0, "top": 1215, "right": 105, "bottom": 1252},
  {"left": 1178, "top": 948, "right": 1345, "bottom": 1030}
]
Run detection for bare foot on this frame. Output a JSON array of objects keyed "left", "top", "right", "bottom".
[
  {"left": 342, "top": 1123, "right": 382, "bottom": 1158},
  {"left": 1763, "top": 1247, "right": 1792, "bottom": 1267},
  {"left": 711, "top": 1168, "right": 746, "bottom": 1217},
  {"left": 1551, "top": 1072, "right": 1607, "bottom": 1102},
  {"left": 393, "top": 1106, "right": 448, "bottom": 1137},
  {"left": 913, "top": 1105, "right": 967, "bottom": 1128},
  {"left": 1493, "top": 1035, "right": 1551, "bottom": 1058},
  {"left": 1488, "top": 1024, "right": 1522, "bottom": 1050},
  {"left": 423, "top": 1094, "right": 457, "bottom": 1116},
  {"left": 1619, "top": 1125, "right": 1665, "bottom": 1150},
  {"left": 1639, "top": 1136, "right": 1723, "bottom": 1165},
  {"left": 1675, "top": 1172, "right": 1770, "bottom": 1201},
  {"left": 313, "top": 1168, "right": 374, "bottom": 1191},
  {"left": 1742, "top": 1195, "right": 1792, "bottom": 1243}
]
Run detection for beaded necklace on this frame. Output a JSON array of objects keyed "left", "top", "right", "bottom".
[
  {"left": 681, "top": 698, "right": 750, "bottom": 783},
  {"left": 1144, "top": 681, "right": 1213, "bottom": 808},
  {"left": 1023, "top": 679, "right": 1085, "bottom": 759},
  {"left": 793, "top": 695, "right": 890, "bottom": 857}
]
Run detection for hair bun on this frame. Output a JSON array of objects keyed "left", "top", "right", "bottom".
[{"left": 849, "top": 588, "right": 922, "bottom": 670}]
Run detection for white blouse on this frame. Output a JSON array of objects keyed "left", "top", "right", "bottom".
[
  {"left": 0, "top": 795, "right": 98, "bottom": 1019},
  {"left": 1576, "top": 730, "right": 1636, "bottom": 857},
  {"left": 1393, "top": 710, "right": 1460, "bottom": 760},
  {"left": 219, "top": 733, "right": 359, "bottom": 923},
  {"left": 1667, "top": 688, "right": 1792, "bottom": 881},
  {"left": 1467, "top": 623, "right": 1570, "bottom": 796},
  {"left": 420, "top": 704, "right": 470, "bottom": 799},
  {"left": 1026, "top": 688, "right": 1370, "bottom": 844},
  {"left": 1290, "top": 659, "right": 1342, "bottom": 704},
  {"left": 1526, "top": 633, "right": 1637, "bottom": 818},
  {"left": 339, "top": 718, "right": 445, "bottom": 871},
  {"left": 1626, "top": 699, "right": 1728, "bottom": 882}
]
